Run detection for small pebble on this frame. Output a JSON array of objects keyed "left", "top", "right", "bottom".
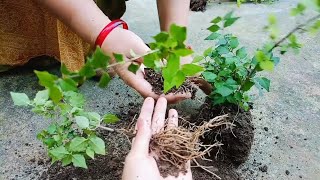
[
  {"left": 264, "top": 127, "right": 269, "bottom": 131},
  {"left": 285, "top": 170, "right": 290, "bottom": 175},
  {"left": 259, "top": 165, "right": 268, "bottom": 172}
]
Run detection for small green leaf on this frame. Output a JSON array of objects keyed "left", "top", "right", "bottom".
[
  {"left": 49, "top": 85, "right": 63, "bottom": 103},
  {"left": 90, "top": 47, "right": 110, "bottom": 69},
  {"left": 203, "top": 47, "right": 213, "bottom": 56},
  {"left": 192, "top": 56, "right": 204, "bottom": 63},
  {"left": 69, "top": 137, "right": 88, "bottom": 152},
  {"left": 86, "top": 147, "right": 95, "bottom": 159},
  {"left": 236, "top": 47, "right": 247, "bottom": 59},
  {"left": 103, "top": 114, "right": 119, "bottom": 124},
  {"left": 60, "top": 64, "right": 71, "bottom": 75},
  {"left": 256, "top": 77, "right": 271, "bottom": 92},
  {"left": 10, "top": 92, "right": 30, "bottom": 106},
  {"left": 170, "top": 24, "right": 187, "bottom": 43},
  {"left": 207, "top": 24, "right": 220, "bottom": 32},
  {"left": 268, "top": 14, "right": 277, "bottom": 25},
  {"left": 64, "top": 91, "right": 84, "bottom": 108},
  {"left": 202, "top": 71, "right": 217, "bottom": 82},
  {"left": 173, "top": 48, "right": 194, "bottom": 56},
  {"left": 98, "top": 73, "right": 111, "bottom": 88},
  {"left": 62, "top": 155, "right": 72, "bottom": 166},
  {"left": 290, "top": 3, "right": 306, "bottom": 16},
  {"left": 181, "top": 64, "right": 204, "bottom": 76},
  {"left": 143, "top": 52, "right": 158, "bottom": 69},
  {"left": 34, "top": 70, "right": 58, "bottom": 88},
  {"left": 49, "top": 146, "right": 69, "bottom": 160},
  {"left": 172, "top": 71, "right": 186, "bottom": 88},
  {"left": 215, "top": 86, "right": 234, "bottom": 97},
  {"left": 79, "top": 63, "right": 96, "bottom": 78},
  {"left": 153, "top": 32, "right": 169, "bottom": 42},
  {"left": 128, "top": 63, "right": 140, "bottom": 74},
  {"left": 259, "top": 60, "right": 274, "bottom": 71},
  {"left": 242, "top": 80, "right": 255, "bottom": 91},
  {"left": 75, "top": 116, "right": 90, "bottom": 129},
  {"left": 224, "top": 11, "right": 234, "bottom": 20},
  {"left": 47, "top": 124, "right": 56, "bottom": 134},
  {"left": 205, "top": 32, "right": 221, "bottom": 40},
  {"left": 113, "top": 53, "right": 124, "bottom": 63},
  {"left": 163, "top": 80, "right": 175, "bottom": 93},
  {"left": 58, "top": 78, "right": 78, "bottom": 92},
  {"left": 216, "top": 46, "right": 229, "bottom": 55},
  {"left": 72, "top": 154, "right": 87, "bottom": 168},
  {"left": 88, "top": 136, "right": 105, "bottom": 155},
  {"left": 229, "top": 37, "right": 239, "bottom": 49},
  {"left": 211, "top": 16, "right": 222, "bottom": 24},
  {"left": 224, "top": 17, "right": 240, "bottom": 28},
  {"left": 34, "top": 90, "right": 49, "bottom": 105}
]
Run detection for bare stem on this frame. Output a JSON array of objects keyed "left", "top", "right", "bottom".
[{"left": 98, "top": 125, "right": 115, "bottom": 132}]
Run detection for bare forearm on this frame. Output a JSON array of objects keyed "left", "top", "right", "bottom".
[
  {"left": 156, "top": 0, "right": 190, "bottom": 31},
  {"left": 36, "top": 0, "right": 111, "bottom": 45}
]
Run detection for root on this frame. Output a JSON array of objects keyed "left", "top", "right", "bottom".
[{"left": 150, "top": 114, "right": 230, "bottom": 177}]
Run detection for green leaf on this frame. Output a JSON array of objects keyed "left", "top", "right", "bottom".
[
  {"left": 242, "top": 80, "right": 255, "bottom": 91},
  {"left": 113, "top": 53, "right": 124, "bottom": 63},
  {"left": 202, "top": 71, "right": 217, "bottom": 82},
  {"left": 49, "top": 146, "right": 69, "bottom": 160},
  {"left": 203, "top": 47, "right": 213, "bottom": 56},
  {"left": 90, "top": 47, "right": 110, "bottom": 69},
  {"left": 170, "top": 24, "right": 187, "bottom": 43},
  {"left": 98, "top": 73, "right": 111, "bottom": 88},
  {"left": 34, "top": 90, "right": 49, "bottom": 105},
  {"left": 216, "top": 46, "right": 230, "bottom": 55},
  {"left": 215, "top": 86, "right": 234, "bottom": 97},
  {"left": 69, "top": 137, "right": 88, "bottom": 152},
  {"left": 10, "top": 92, "right": 30, "bottom": 106},
  {"left": 207, "top": 24, "right": 220, "bottom": 32},
  {"left": 87, "top": 112, "right": 101, "bottom": 122},
  {"left": 164, "top": 80, "right": 175, "bottom": 93},
  {"left": 143, "top": 52, "right": 158, "bottom": 69},
  {"left": 166, "top": 53, "right": 180, "bottom": 76},
  {"left": 88, "top": 136, "right": 105, "bottom": 155},
  {"left": 128, "top": 63, "right": 140, "bottom": 74},
  {"left": 49, "top": 85, "right": 63, "bottom": 103},
  {"left": 34, "top": 70, "right": 58, "bottom": 88},
  {"left": 153, "top": 32, "right": 169, "bottom": 42},
  {"left": 60, "top": 64, "right": 71, "bottom": 75},
  {"left": 192, "top": 56, "right": 204, "bottom": 63},
  {"left": 236, "top": 47, "right": 247, "bottom": 59},
  {"left": 75, "top": 116, "right": 90, "bottom": 129},
  {"left": 256, "top": 77, "right": 271, "bottom": 92},
  {"left": 211, "top": 16, "right": 222, "bottom": 24},
  {"left": 224, "top": 11, "right": 234, "bottom": 20},
  {"left": 79, "top": 63, "right": 96, "bottom": 78},
  {"left": 205, "top": 32, "right": 221, "bottom": 40},
  {"left": 224, "top": 17, "right": 240, "bottom": 28},
  {"left": 62, "top": 155, "right": 72, "bottom": 166},
  {"left": 268, "top": 14, "right": 277, "bottom": 25},
  {"left": 72, "top": 154, "right": 87, "bottom": 168},
  {"left": 64, "top": 91, "right": 84, "bottom": 108},
  {"left": 58, "top": 78, "right": 78, "bottom": 92},
  {"left": 173, "top": 48, "right": 194, "bottom": 57},
  {"left": 86, "top": 147, "right": 95, "bottom": 159},
  {"left": 172, "top": 71, "right": 186, "bottom": 88},
  {"left": 229, "top": 37, "right": 239, "bottom": 49},
  {"left": 47, "top": 124, "right": 56, "bottom": 134},
  {"left": 259, "top": 60, "right": 274, "bottom": 71},
  {"left": 181, "top": 64, "right": 204, "bottom": 76},
  {"left": 103, "top": 114, "right": 119, "bottom": 124},
  {"left": 291, "top": 3, "right": 306, "bottom": 16},
  {"left": 255, "top": 51, "right": 268, "bottom": 62}
]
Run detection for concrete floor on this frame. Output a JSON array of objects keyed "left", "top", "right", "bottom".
[{"left": 1, "top": 0, "right": 320, "bottom": 179}]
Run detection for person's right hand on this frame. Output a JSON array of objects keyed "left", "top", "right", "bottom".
[{"left": 100, "top": 28, "right": 192, "bottom": 103}]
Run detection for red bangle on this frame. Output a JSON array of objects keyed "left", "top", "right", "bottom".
[{"left": 95, "top": 19, "right": 129, "bottom": 47}]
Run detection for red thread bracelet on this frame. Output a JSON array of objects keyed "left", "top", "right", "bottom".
[{"left": 95, "top": 19, "right": 128, "bottom": 47}]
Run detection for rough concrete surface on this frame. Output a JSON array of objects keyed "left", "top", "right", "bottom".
[{"left": 1, "top": 0, "right": 319, "bottom": 179}]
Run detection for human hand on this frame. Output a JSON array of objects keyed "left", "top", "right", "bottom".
[
  {"left": 101, "top": 28, "right": 191, "bottom": 103},
  {"left": 122, "top": 97, "right": 192, "bottom": 180}
]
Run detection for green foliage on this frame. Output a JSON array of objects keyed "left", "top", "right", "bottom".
[
  {"left": 11, "top": 47, "right": 120, "bottom": 168},
  {"left": 132, "top": 24, "right": 203, "bottom": 93}
]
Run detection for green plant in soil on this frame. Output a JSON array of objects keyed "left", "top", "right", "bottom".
[
  {"left": 10, "top": 48, "right": 122, "bottom": 168},
  {"left": 197, "top": 2, "right": 320, "bottom": 110}
]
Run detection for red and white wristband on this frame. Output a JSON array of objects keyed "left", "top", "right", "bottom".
[{"left": 95, "top": 19, "right": 128, "bottom": 47}]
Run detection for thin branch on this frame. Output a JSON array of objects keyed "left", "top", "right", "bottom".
[{"left": 98, "top": 125, "right": 115, "bottom": 132}]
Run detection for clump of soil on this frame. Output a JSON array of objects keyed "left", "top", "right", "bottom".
[
  {"left": 193, "top": 98, "right": 254, "bottom": 166},
  {"left": 190, "top": 0, "right": 208, "bottom": 12},
  {"left": 144, "top": 68, "right": 197, "bottom": 99}
]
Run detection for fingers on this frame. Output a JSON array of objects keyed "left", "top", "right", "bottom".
[
  {"left": 151, "top": 97, "right": 167, "bottom": 134},
  {"left": 167, "top": 109, "right": 178, "bottom": 130},
  {"left": 130, "top": 97, "right": 154, "bottom": 155},
  {"left": 165, "top": 92, "right": 192, "bottom": 104}
]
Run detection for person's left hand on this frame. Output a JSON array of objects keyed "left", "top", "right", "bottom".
[{"left": 122, "top": 97, "right": 193, "bottom": 180}]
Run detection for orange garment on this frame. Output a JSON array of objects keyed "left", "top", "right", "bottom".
[{"left": 0, "top": 0, "right": 90, "bottom": 71}]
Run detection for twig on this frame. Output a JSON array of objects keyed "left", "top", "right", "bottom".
[
  {"left": 192, "top": 159, "right": 221, "bottom": 180},
  {"left": 98, "top": 125, "right": 115, "bottom": 132}
]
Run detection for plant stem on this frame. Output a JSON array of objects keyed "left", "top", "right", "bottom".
[
  {"left": 98, "top": 125, "right": 115, "bottom": 132},
  {"left": 269, "top": 14, "right": 320, "bottom": 52}
]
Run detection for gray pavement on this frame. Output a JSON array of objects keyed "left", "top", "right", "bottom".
[{"left": 1, "top": 0, "right": 320, "bottom": 179}]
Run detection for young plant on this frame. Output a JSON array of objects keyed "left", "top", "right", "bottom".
[
  {"left": 10, "top": 48, "right": 122, "bottom": 168},
  {"left": 199, "top": 3, "right": 320, "bottom": 110},
  {"left": 137, "top": 24, "right": 204, "bottom": 93}
]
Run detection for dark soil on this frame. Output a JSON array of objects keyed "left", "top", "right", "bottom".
[
  {"left": 190, "top": 0, "right": 208, "bottom": 12},
  {"left": 192, "top": 98, "right": 254, "bottom": 167},
  {"left": 144, "top": 68, "right": 197, "bottom": 99}
]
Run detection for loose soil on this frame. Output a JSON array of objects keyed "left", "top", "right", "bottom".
[
  {"left": 144, "top": 68, "right": 197, "bottom": 99},
  {"left": 190, "top": 0, "right": 208, "bottom": 12},
  {"left": 40, "top": 99, "right": 254, "bottom": 180}
]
